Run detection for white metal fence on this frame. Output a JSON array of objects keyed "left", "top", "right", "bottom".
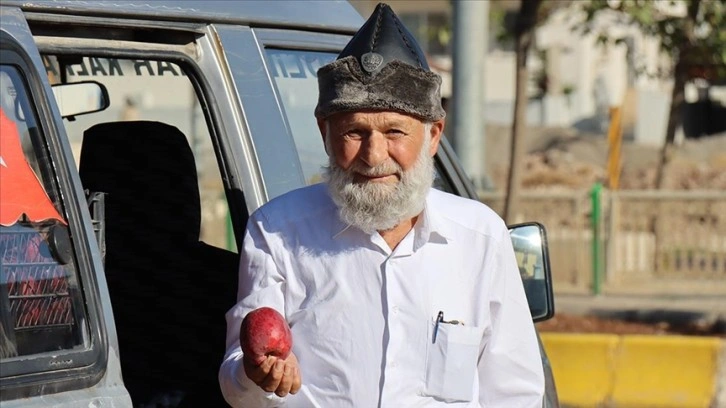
[{"left": 479, "top": 189, "right": 726, "bottom": 295}]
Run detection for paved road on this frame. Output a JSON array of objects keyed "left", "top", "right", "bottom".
[{"left": 554, "top": 292, "right": 726, "bottom": 324}]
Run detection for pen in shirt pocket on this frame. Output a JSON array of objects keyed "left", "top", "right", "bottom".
[{"left": 433, "top": 310, "right": 464, "bottom": 343}]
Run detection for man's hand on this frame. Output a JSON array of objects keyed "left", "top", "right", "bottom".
[{"left": 243, "top": 352, "right": 302, "bottom": 397}]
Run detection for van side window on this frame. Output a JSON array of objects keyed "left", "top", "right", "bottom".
[
  {"left": 43, "top": 56, "right": 236, "bottom": 252},
  {"left": 0, "top": 65, "right": 88, "bottom": 360},
  {"left": 265, "top": 49, "right": 335, "bottom": 185}
]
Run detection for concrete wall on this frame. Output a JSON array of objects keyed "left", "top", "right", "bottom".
[{"left": 541, "top": 333, "right": 726, "bottom": 408}]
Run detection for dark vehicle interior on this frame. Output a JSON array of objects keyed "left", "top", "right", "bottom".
[{"left": 78, "top": 121, "right": 238, "bottom": 406}]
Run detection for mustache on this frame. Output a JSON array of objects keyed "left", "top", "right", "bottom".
[{"left": 348, "top": 160, "right": 403, "bottom": 178}]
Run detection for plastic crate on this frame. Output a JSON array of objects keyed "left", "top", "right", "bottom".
[{"left": 0, "top": 223, "right": 74, "bottom": 332}]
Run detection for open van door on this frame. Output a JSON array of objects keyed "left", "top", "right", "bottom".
[{"left": 0, "top": 5, "right": 128, "bottom": 407}]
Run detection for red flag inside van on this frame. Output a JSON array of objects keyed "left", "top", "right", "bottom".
[{"left": 0, "top": 108, "right": 65, "bottom": 226}]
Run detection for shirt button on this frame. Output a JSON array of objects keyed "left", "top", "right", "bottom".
[
  {"left": 392, "top": 305, "right": 399, "bottom": 314},
  {"left": 390, "top": 361, "right": 398, "bottom": 368}
]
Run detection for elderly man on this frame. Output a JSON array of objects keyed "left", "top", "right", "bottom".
[{"left": 219, "top": 3, "right": 544, "bottom": 407}]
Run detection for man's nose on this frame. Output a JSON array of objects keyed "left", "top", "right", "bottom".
[{"left": 359, "top": 133, "right": 389, "bottom": 167}]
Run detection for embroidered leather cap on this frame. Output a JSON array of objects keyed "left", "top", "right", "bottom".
[{"left": 315, "top": 3, "right": 445, "bottom": 121}]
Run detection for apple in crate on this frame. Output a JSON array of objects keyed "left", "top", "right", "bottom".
[{"left": 240, "top": 307, "right": 293, "bottom": 365}]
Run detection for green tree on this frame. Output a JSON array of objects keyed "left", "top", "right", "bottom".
[{"left": 577, "top": 0, "right": 726, "bottom": 188}]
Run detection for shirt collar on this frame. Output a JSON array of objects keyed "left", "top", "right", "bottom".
[
  {"left": 332, "top": 222, "right": 352, "bottom": 240},
  {"left": 413, "top": 194, "right": 451, "bottom": 250}
]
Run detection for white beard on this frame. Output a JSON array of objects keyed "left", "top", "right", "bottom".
[{"left": 323, "top": 130, "right": 434, "bottom": 234}]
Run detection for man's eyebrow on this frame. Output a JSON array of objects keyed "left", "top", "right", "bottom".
[
  {"left": 336, "top": 124, "right": 367, "bottom": 132},
  {"left": 384, "top": 121, "right": 412, "bottom": 130},
  {"left": 333, "top": 119, "right": 410, "bottom": 129}
]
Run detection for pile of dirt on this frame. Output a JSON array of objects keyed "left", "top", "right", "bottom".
[
  {"left": 537, "top": 313, "right": 726, "bottom": 337},
  {"left": 483, "top": 124, "right": 726, "bottom": 191}
]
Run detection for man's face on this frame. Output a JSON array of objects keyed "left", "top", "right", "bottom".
[
  {"left": 318, "top": 111, "right": 444, "bottom": 233},
  {"left": 320, "top": 111, "right": 442, "bottom": 182}
]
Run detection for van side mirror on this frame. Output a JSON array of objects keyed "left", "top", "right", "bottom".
[
  {"left": 51, "top": 81, "right": 109, "bottom": 119},
  {"left": 508, "top": 222, "right": 555, "bottom": 322}
]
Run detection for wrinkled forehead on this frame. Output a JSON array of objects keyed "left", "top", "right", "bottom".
[{"left": 327, "top": 110, "right": 425, "bottom": 128}]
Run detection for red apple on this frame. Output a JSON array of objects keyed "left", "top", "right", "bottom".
[{"left": 239, "top": 307, "right": 292, "bottom": 365}]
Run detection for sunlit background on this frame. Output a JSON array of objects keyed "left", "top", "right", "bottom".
[{"left": 350, "top": 1, "right": 726, "bottom": 407}]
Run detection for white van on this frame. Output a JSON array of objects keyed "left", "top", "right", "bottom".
[{"left": 0, "top": 1, "right": 558, "bottom": 406}]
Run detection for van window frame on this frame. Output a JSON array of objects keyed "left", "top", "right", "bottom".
[
  {"left": 30, "top": 30, "right": 249, "bottom": 246},
  {"left": 0, "top": 33, "right": 107, "bottom": 400}
]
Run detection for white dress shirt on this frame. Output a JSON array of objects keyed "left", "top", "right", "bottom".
[{"left": 220, "top": 183, "right": 544, "bottom": 407}]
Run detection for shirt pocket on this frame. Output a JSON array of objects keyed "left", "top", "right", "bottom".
[{"left": 423, "top": 321, "right": 484, "bottom": 402}]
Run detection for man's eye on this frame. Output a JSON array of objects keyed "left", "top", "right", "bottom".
[
  {"left": 387, "top": 129, "right": 405, "bottom": 136},
  {"left": 344, "top": 131, "right": 364, "bottom": 140}
]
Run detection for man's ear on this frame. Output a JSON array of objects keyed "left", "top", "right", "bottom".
[
  {"left": 317, "top": 118, "right": 329, "bottom": 154},
  {"left": 428, "top": 119, "right": 445, "bottom": 156}
]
